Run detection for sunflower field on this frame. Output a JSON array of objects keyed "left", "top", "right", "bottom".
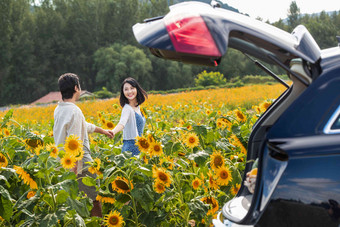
[{"left": 0, "top": 84, "right": 286, "bottom": 226}]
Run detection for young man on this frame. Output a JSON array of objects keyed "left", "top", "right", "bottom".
[{"left": 53, "top": 73, "right": 113, "bottom": 217}]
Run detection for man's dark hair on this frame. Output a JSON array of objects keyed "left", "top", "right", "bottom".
[
  {"left": 58, "top": 73, "right": 80, "bottom": 100},
  {"left": 119, "top": 77, "right": 147, "bottom": 107}
]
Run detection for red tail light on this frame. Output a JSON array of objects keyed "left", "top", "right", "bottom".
[{"left": 165, "top": 16, "right": 221, "bottom": 57}]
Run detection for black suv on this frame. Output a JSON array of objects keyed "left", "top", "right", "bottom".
[{"left": 132, "top": 1, "right": 340, "bottom": 226}]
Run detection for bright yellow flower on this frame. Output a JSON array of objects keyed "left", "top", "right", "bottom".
[
  {"left": 152, "top": 165, "right": 172, "bottom": 187},
  {"left": 13, "top": 165, "right": 38, "bottom": 189},
  {"left": 153, "top": 181, "right": 166, "bottom": 194},
  {"left": 201, "top": 196, "right": 219, "bottom": 216},
  {"left": 216, "top": 166, "right": 232, "bottom": 186},
  {"left": 88, "top": 166, "right": 97, "bottom": 174},
  {"left": 135, "top": 136, "right": 150, "bottom": 153},
  {"left": 207, "top": 171, "right": 219, "bottom": 190},
  {"left": 96, "top": 195, "right": 115, "bottom": 204},
  {"left": 105, "top": 121, "right": 115, "bottom": 130},
  {"left": 235, "top": 110, "right": 246, "bottom": 123},
  {"left": 46, "top": 144, "right": 59, "bottom": 158},
  {"left": 231, "top": 183, "right": 241, "bottom": 196},
  {"left": 192, "top": 177, "right": 201, "bottom": 190},
  {"left": 34, "top": 145, "right": 44, "bottom": 156},
  {"left": 184, "top": 132, "right": 199, "bottom": 148},
  {"left": 259, "top": 101, "right": 272, "bottom": 113},
  {"left": 64, "top": 135, "right": 83, "bottom": 155},
  {"left": 210, "top": 151, "right": 225, "bottom": 171},
  {"left": 3, "top": 128, "right": 10, "bottom": 137},
  {"left": 111, "top": 176, "right": 133, "bottom": 194},
  {"left": 60, "top": 155, "right": 76, "bottom": 169},
  {"left": 27, "top": 190, "right": 36, "bottom": 199},
  {"left": 0, "top": 153, "right": 8, "bottom": 168},
  {"left": 149, "top": 141, "right": 163, "bottom": 157},
  {"left": 104, "top": 210, "right": 125, "bottom": 227},
  {"left": 229, "top": 134, "right": 247, "bottom": 154}
]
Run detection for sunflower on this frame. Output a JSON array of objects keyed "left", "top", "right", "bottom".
[
  {"left": 216, "top": 118, "right": 227, "bottom": 129},
  {"left": 34, "top": 145, "right": 44, "bottom": 156},
  {"left": 259, "top": 101, "right": 272, "bottom": 113},
  {"left": 3, "top": 128, "right": 10, "bottom": 137},
  {"left": 160, "top": 156, "right": 174, "bottom": 170},
  {"left": 73, "top": 149, "right": 84, "bottom": 161},
  {"left": 207, "top": 171, "right": 219, "bottom": 190},
  {"left": 105, "top": 121, "right": 115, "bottom": 130},
  {"left": 25, "top": 138, "right": 43, "bottom": 149},
  {"left": 231, "top": 183, "right": 241, "bottom": 196},
  {"left": 192, "top": 177, "right": 202, "bottom": 190},
  {"left": 96, "top": 195, "right": 115, "bottom": 204},
  {"left": 235, "top": 110, "right": 246, "bottom": 123},
  {"left": 112, "top": 176, "right": 133, "bottom": 194},
  {"left": 229, "top": 135, "right": 247, "bottom": 154},
  {"left": 104, "top": 210, "right": 125, "bottom": 227},
  {"left": 149, "top": 141, "right": 163, "bottom": 157},
  {"left": 13, "top": 166, "right": 38, "bottom": 189},
  {"left": 210, "top": 151, "right": 225, "bottom": 171},
  {"left": 101, "top": 118, "right": 106, "bottom": 125},
  {"left": 206, "top": 109, "right": 211, "bottom": 115},
  {"left": 97, "top": 111, "right": 102, "bottom": 119},
  {"left": 135, "top": 136, "right": 150, "bottom": 153},
  {"left": 153, "top": 181, "right": 166, "bottom": 194},
  {"left": 0, "top": 153, "right": 8, "bottom": 168},
  {"left": 94, "top": 158, "right": 101, "bottom": 171},
  {"left": 60, "top": 155, "right": 76, "bottom": 169},
  {"left": 147, "top": 134, "right": 155, "bottom": 143},
  {"left": 184, "top": 132, "right": 199, "bottom": 148},
  {"left": 27, "top": 190, "right": 36, "bottom": 199},
  {"left": 46, "top": 144, "right": 59, "bottom": 158},
  {"left": 186, "top": 125, "right": 192, "bottom": 131},
  {"left": 201, "top": 196, "right": 219, "bottom": 216},
  {"left": 216, "top": 166, "right": 233, "bottom": 186},
  {"left": 64, "top": 135, "right": 83, "bottom": 155},
  {"left": 152, "top": 166, "right": 172, "bottom": 187},
  {"left": 88, "top": 166, "right": 97, "bottom": 174}
]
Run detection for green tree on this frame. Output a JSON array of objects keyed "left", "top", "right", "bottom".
[
  {"left": 194, "top": 71, "right": 226, "bottom": 87},
  {"left": 287, "top": 1, "right": 301, "bottom": 31},
  {"left": 93, "top": 43, "right": 152, "bottom": 92}
]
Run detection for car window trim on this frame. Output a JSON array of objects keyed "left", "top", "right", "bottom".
[{"left": 323, "top": 104, "right": 340, "bottom": 134}]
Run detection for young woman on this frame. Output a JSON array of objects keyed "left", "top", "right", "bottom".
[{"left": 111, "top": 77, "right": 147, "bottom": 156}]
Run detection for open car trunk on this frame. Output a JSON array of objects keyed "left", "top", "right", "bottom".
[{"left": 133, "top": 1, "right": 323, "bottom": 225}]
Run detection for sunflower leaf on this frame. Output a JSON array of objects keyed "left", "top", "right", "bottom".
[
  {"left": 82, "top": 176, "right": 97, "bottom": 187},
  {"left": 39, "top": 213, "right": 58, "bottom": 227}
]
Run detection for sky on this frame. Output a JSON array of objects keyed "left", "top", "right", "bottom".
[{"left": 223, "top": 0, "right": 340, "bottom": 23}]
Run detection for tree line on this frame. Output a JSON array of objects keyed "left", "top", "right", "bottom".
[{"left": 0, "top": 0, "right": 339, "bottom": 106}]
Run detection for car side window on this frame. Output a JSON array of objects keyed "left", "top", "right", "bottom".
[
  {"left": 324, "top": 105, "right": 340, "bottom": 134},
  {"left": 331, "top": 115, "right": 340, "bottom": 130}
]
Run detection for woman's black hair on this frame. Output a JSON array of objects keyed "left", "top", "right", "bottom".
[
  {"left": 58, "top": 73, "right": 80, "bottom": 100},
  {"left": 119, "top": 77, "right": 148, "bottom": 107}
]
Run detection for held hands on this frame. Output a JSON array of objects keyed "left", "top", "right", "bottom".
[{"left": 104, "top": 130, "right": 114, "bottom": 139}]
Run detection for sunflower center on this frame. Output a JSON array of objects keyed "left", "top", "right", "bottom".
[
  {"left": 65, "top": 159, "right": 72, "bottom": 165},
  {"left": 115, "top": 179, "right": 129, "bottom": 190},
  {"left": 189, "top": 137, "right": 196, "bottom": 143},
  {"left": 158, "top": 172, "right": 168, "bottom": 182},
  {"left": 214, "top": 156, "right": 223, "bottom": 167},
  {"left": 140, "top": 139, "right": 149, "bottom": 149},
  {"left": 107, "top": 122, "right": 114, "bottom": 128},
  {"left": 220, "top": 170, "right": 229, "bottom": 179},
  {"left": 154, "top": 145, "right": 160, "bottom": 152},
  {"left": 68, "top": 140, "right": 79, "bottom": 150},
  {"left": 0, "top": 156, "right": 6, "bottom": 163},
  {"left": 109, "top": 216, "right": 119, "bottom": 225}
]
